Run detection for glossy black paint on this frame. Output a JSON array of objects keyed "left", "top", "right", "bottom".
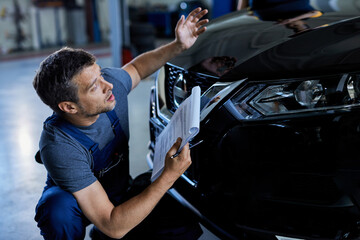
[
  {"left": 149, "top": 1, "right": 360, "bottom": 239},
  {"left": 222, "top": 16, "right": 360, "bottom": 81},
  {"left": 186, "top": 109, "right": 360, "bottom": 239}
]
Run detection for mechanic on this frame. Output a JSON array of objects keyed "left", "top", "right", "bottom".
[{"left": 33, "top": 7, "right": 208, "bottom": 240}]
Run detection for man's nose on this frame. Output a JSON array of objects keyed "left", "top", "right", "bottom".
[{"left": 101, "top": 79, "right": 113, "bottom": 92}]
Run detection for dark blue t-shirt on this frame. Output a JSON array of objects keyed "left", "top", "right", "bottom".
[{"left": 39, "top": 68, "right": 132, "bottom": 193}]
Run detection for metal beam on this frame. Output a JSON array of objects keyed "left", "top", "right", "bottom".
[{"left": 108, "top": 0, "right": 122, "bottom": 67}]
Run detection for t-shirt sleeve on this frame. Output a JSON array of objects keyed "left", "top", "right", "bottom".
[
  {"left": 40, "top": 133, "right": 97, "bottom": 193},
  {"left": 101, "top": 67, "right": 132, "bottom": 94}
]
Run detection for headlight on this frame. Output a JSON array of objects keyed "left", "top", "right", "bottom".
[
  {"left": 294, "top": 80, "right": 323, "bottom": 108},
  {"left": 230, "top": 73, "right": 360, "bottom": 120}
]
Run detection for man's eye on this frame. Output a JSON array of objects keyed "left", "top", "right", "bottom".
[{"left": 91, "top": 84, "right": 98, "bottom": 92}]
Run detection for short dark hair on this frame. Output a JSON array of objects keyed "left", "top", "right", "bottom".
[{"left": 33, "top": 47, "right": 96, "bottom": 114}]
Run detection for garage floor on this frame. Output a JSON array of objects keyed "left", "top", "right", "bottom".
[{"left": 0, "top": 45, "right": 219, "bottom": 240}]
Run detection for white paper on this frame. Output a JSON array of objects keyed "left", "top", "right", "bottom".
[{"left": 151, "top": 86, "right": 201, "bottom": 181}]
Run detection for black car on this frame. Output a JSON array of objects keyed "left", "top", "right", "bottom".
[{"left": 147, "top": 1, "right": 360, "bottom": 239}]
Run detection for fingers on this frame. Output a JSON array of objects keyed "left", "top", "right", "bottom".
[
  {"left": 193, "top": 8, "right": 208, "bottom": 22},
  {"left": 175, "top": 15, "right": 185, "bottom": 31},
  {"left": 196, "top": 26, "right": 207, "bottom": 36},
  {"left": 196, "top": 19, "right": 209, "bottom": 28},
  {"left": 162, "top": 141, "right": 192, "bottom": 183},
  {"left": 167, "top": 137, "right": 182, "bottom": 157},
  {"left": 174, "top": 142, "right": 191, "bottom": 172},
  {"left": 186, "top": 7, "right": 202, "bottom": 22},
  {"left": 179, "top": 142, "right": 190, "bottom": 159},
  {"left": 195, "top": 19, "right": 209, "bottom": 35},
  {"left": 186, "top": 7, "right": 208, "bottom": 24}
]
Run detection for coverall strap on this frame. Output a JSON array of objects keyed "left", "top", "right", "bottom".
[{"left": 44, "top": 114, "right": 99, "bottom": 153}]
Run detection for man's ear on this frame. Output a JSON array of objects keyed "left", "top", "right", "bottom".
[{"left": 58, "top": 101, "right": 78, "bottom": 114}]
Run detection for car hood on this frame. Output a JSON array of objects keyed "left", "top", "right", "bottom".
[{"left": 170, "top": 1, "right": 360, "bottom": 80}]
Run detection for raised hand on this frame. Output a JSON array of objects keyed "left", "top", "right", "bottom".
[{"left": 175, "top": 8, "right": 209, "bottom": 50}]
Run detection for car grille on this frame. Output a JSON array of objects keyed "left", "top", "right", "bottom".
[{"left": 165, "top": 63, "right": 219, "bottom": 113}]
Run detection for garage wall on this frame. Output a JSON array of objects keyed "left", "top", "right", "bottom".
[
  {"left": 0, "top": 0, "right": 212, "bottom": 55},
  {"left": 97, "top": 0, "right": 110, "bottom": 43},
  {"left": 128, "top": 0, "right": 213, "bottom": 10},
  {"left": 0, "top": 0, "right": 33, "bottom": 53}
]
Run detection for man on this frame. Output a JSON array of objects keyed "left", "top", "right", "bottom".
[{"left": 33, "top": 8, "right": 208, "bottom": 240}]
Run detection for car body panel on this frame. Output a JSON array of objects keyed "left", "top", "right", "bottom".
[{"left": 148, "top": 1, "right": 360, "bottom": 239}]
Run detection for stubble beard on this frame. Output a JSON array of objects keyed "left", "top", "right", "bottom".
[{"left": 78, "top": 100, "right": 116, "bottom": 118}]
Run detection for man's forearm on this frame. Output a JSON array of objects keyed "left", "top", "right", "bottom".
[
  {"left": 106, "top": 174, "right": 175, "bottom": 238},
  {"left": 75, "top": 140, "right": 191, "bottom": 239},
  {"left": 73, "top": 175, "right": 177, "bottom": 239},
  {"left": 123, "top": 7, "right": 208, "bottom": 90},
  {"left": 123, "top": 40, "right": 185, "bottom": 89},
  {"left": 133, "top": 40, "right": 184, "bottom": 79},
  {"left": 105, "top": 141, "right": 190, "bottom": 239}
]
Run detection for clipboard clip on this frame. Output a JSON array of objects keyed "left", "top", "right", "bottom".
[{"left": 170, "top": 140, "right": 203, "bottom": 159}]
